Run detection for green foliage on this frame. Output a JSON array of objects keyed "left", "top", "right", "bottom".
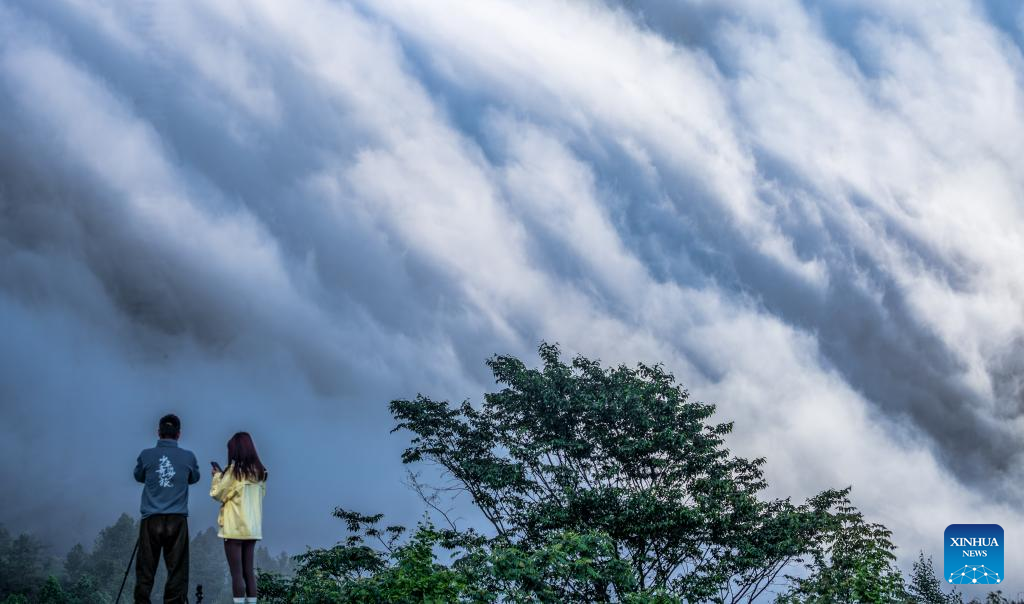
[
  {"left": 472, "top": 530, "right": 638, "bottom": 602},
  {"left": 64, "top": 576, "right": 109, "bottom": 604},
  {"left": 260, "top": 512, "right": 465, "bottom": 603},
  {"left": 257, "top": 571, "right": 294, "bottom": 603},
  {"left": 906, "top": 552, "right": 961, "bottom": 604},
  {"left": 775, "top": 496, "right": 907, "bottom": 603},
  {"left": 257, "top": 545, "right": 294, "bottom": 576},
  {"left": 62, "top": 546, "right": 88, "bottom": 587},
  {"left": 34, "top": 578, "right": 66, "bottom": 604},
  {"left": 389, "top": 343, "right": 852, "bottom": 602},
  {"left": 0, "top": 515, "right": 241, "bottom": 604},
  {"left": 78, "top": 514, "right": 139, "bottom": 599},
  {"left": 259, "top": 510, "right": 644, "bottom": 603},
  {"left": 0, "top": 526, "right": 51, "bottom": 599},
  {"left": 190, "top": 527, "right": 229, "bottom": 603},
  {"left": 974, "top": 592, "right": 1011, "bottom": 604},
  {"left": 356, "top": 523, "right": 468, "bottom": 602}
]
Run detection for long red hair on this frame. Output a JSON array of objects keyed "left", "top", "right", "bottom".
[{"left": 227, "top": 432, "right": 268, "bottom": 482}]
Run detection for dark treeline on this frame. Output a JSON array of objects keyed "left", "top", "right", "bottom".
[{"left": 0, "top": 515, "right": 291, "bottom": 604}]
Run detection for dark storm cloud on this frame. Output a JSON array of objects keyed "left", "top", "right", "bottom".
[{"left": 3, "top": 0, "right": 1024, "bottom": 587}]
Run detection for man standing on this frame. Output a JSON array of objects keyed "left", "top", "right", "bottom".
[{"left": 134, "top": 414, "right": 200, "bottom": 603}]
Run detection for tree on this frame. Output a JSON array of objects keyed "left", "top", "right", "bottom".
[
  {"left": 258, "top": 510, "right": 451, "bottom": 603},
  {"left": 82, "top": 514, "right": 139, "bottom": 598},
  {"left": 0, "top": 517, "right": 241, "bottom": 603},
  {"left": 258, "top": 508, "right": 642, "bottom": 603},
  {"left": 62, "top": 545, "right": 88, "bottom": 587},
  {"left": 65, "top": 575, "right": 110, "bottom": 604},
  {"left": 0, "top": 529, "right": 50, "bottom": 599},
  {"left": 35, "top": 577, "right": 67, "bottom": 604},
  {"left": 189, "top": 527, "right": 228, "bottom": 603},
  {"left": 465, "top": 528, "right": 639, "bottom": 602},
  {"left": 775, "top": 496, "right": 907, "bottom": 603},
  {"left": 906, "top": 552, "right": 960, "bottom": 604},
  {"left": 256, "top": 546, "right": 293, "bottom": 577},
  {"left": 387, "top": 343, "right": 858, "bottom": 602}
]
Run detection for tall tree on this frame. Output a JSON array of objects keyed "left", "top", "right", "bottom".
[
  {"left": 83, "top": 514, "right": 138, "bottom": 597},
  {"left": 256, "top": 547, "right": 294, "bottom": 577},
  {"left": 390, "top": 343, "right": 853, "bottom": 602},
  {"left": 0, "top": 529, "right": 50, "bottom": 599},
  {"left": 65, "top": 575, "right": 110, "bottom": 604},
  {"left": 62, "top": 546, "right": 88, "bottom": 587},
  {"left": 775, "top": 498, "right": 907, "bottom": 603},
  {"left": 906, "top": 551, "right": 961, "bottom": 604},
  {"left": 34, "top": 577, "right": 66, "bottom": 604},
  {"left": 189, "top": 527, "right": 228, "bottom": 602}
]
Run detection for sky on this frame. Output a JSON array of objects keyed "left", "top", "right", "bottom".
[{"left": 2, "top": 0, "right": 1024, "bottom": 595}]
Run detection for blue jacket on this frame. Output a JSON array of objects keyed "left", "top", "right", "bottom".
[{"left": 134, "top": 439, "right": 200, "bottom": 518}]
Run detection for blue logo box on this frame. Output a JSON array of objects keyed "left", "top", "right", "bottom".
[{"left": 944, "top": 524, "right": 1004, "bottom": 585}]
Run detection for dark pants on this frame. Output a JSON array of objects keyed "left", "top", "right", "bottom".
[
  {"left": 224, "top": 539, "right": 257, "bottom": 598},
  {"left": 135, "top": 514, "right": 189, "bottom": 604}
]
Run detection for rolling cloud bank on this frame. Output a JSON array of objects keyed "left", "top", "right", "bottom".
[{"left": 2, "top": 0, "right": 1024, "bottom": 590}]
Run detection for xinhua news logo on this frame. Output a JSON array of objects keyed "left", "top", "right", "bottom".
[{"left": 944, "top": 524, "right": 1004, "bottom": 585}]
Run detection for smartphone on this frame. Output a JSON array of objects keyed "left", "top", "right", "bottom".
[{"left": 210, "top": 461, "right": 222, "bottom": 472}]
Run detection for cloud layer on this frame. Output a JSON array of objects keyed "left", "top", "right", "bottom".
[{"left": 2, "top": 0, "right": 1024, "bottom": 591}]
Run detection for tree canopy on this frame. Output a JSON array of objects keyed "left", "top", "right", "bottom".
[{"left": 261, "top": 343, "right": 968, "bottom": 603}]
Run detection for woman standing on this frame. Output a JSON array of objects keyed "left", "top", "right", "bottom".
[{"left": 210, "top": 432, "right": 267, "bottom": 604}]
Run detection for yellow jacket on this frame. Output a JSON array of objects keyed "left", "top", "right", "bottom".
[{"left": 210, "top": 465, "right": 265, "bottom": 540}]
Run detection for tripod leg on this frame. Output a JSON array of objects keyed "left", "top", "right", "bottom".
[{"left": 115, "top": 538, "right": 140, "bottom": 604}]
